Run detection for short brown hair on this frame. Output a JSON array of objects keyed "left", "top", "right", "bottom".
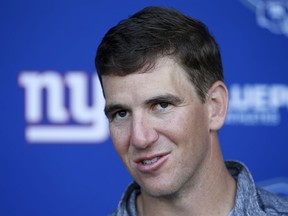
[{"left": 95, "top": 6, "right": 224, "bottom": 102}]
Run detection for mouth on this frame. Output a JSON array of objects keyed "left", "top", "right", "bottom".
[
  {"left": 141, "top": 156, "right": 161, "bottom": 165},
  {"left": 133, "top": 153, "right": 170, "bottom": 173}
]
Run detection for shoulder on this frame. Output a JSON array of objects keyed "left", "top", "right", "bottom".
[
  {"left": 226, "top": 161, "right": 288, "bottom": 215},
  {"left": 109, "top": 182, "right": 140, "bottom": 216},
  {"left": 257, "top": 187, "right": 288, "bottom": 215}
]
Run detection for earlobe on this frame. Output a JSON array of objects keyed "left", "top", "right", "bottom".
[{"left": 207, "top": 81, "right": 229, "bottom": 131}]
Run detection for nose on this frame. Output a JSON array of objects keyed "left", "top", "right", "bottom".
[{"left": 130, "top": 114, "right": 159, "bottom": 149}]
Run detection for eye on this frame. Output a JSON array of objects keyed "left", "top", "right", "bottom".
[
  {"left": 159, "top": 102, "right": 169, "bottom": 108},
  {"left": 113, "top": 110, "right": 128, "bottom": 121},
  {"left": 154, "top": 102, "right": 171, "bottom": 111}
]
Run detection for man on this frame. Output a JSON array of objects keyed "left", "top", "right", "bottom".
[{"left": 95, "top": 6, "right": 288, "bottom": 216}]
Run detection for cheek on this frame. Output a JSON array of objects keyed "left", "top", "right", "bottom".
[
  {"left": 165, "top": 107, "right": 209, "bottom": 145},
  {"left": 109, "top": 125, "right": 130, "bottom": 157}
]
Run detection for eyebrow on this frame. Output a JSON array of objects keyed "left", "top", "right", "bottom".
[{"left": 144, "top": 94, "right": 184, "bottom": 106}]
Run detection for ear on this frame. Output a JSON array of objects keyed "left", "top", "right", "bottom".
[{"left": 207, "top": 81, "right": 229, "bottom": 131}]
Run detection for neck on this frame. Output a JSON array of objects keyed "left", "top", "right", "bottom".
[{"left": 137, "top": 134, "right": 236, "bottom": 216}]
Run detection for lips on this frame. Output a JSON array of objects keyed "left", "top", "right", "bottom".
[{"left": 133, "top": 153, "right": 170, "bottom": 172}]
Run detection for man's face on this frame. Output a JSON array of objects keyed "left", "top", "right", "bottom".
[{"left": 102, "top": 57, "right": 212, "bottom": 197}]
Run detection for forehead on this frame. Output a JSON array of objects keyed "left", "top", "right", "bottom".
[{"left": 102, "top": 57, "right": 196, "bottom": 104}]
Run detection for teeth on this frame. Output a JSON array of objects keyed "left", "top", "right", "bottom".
[{"left": 142, "top": 157, "right": 160, "bottom": 165}]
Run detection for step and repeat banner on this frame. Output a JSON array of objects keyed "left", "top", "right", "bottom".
[{"left": 1, "top": 0, "right": 288, "bottom": 215}]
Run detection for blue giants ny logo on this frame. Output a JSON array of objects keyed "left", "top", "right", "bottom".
[
  {"left": 258, "top": 178, "right": 288, "bottom": 198},
  {"left": 239, "top": 0, "right": 288, "bottom": 37},
  {"left": 18, "top": 71, "right": 109, "bottom": 143}
]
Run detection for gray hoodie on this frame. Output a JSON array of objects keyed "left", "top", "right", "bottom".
[{"left": 110, "top": 161, "right": 288, "bottom": 216}]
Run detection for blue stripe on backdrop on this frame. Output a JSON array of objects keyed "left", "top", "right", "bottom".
[{"left": 0, "top": 0, "right": 287, "bottom": 215}]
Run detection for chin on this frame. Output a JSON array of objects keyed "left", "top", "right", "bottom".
[{"left": 140, "top": 180, "right": 182, "bottom": 198}]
